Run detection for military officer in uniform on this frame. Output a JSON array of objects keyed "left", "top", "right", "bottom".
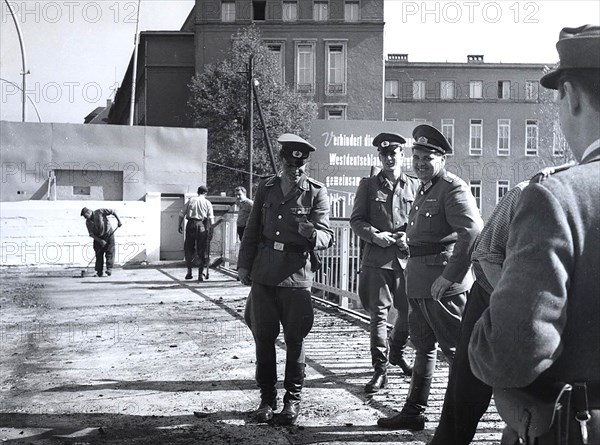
[
  {"left": 469, "top": 25, "right": 600, "bottom": 445},
  {"left": 238, "top": 133, "right": 334, "bottom": 426},
  {"left": 350, "top": 132, "right": 419, "bottom": 394},
  {"left": 378, "top": 124, "right": 483, "bottom": 430}
]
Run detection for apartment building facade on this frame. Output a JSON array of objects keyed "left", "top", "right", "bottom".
[
  {"left": 384, "top": 54, "right": 567, "bottom": 220},
  {"left": 186, "top": 0, "right": 385, "bottom": 120}
]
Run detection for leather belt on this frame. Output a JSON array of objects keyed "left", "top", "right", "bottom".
[
  {"left": 263, "top": 239, "right": 308, "bottom": 253},
  {"left": 408, "top": 244, "right": 452, "bottom": 257}
]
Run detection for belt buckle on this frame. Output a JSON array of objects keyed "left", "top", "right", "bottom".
[{"left": 273, "top": 241, "right": 284, "bottom": 251}]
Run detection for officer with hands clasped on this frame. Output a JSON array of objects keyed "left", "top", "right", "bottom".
[
  {"left": 238, "top": 133, "right": 333, "bottom": 426},
  {"left": 350, "top": 132, "right": 420, "bottom": 394},
  {"left": 378, "top": 124, "right": 483, "bottom": 431}
]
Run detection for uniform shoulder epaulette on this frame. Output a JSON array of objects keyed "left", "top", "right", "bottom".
[
  {"left": 306, "top": 177, "right": 325, "bottom": 188},
  {"left": 442, "top": 172, "right": 457, "bottom": 183},
  {"left": 529, "top": 161, "right": 576, "bottom": 183}
]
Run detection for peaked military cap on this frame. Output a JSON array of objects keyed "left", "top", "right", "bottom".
[
  {"left": 373, "top": 132, "right": 407, "bottom": 152},
  {"left": 412, "top": 124, "right": 452, "bottom": 155},
  {"left": 541, "top": 25, "right": 600, "bottom": 89},
  {"left": 80, "top": 207, "right": 91, "bottom": 216},
  {"left": 278, "top": 133, "right": 316, "bottom": 156}
]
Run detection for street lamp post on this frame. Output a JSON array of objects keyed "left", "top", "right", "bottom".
[
  {"left": 128, "top": 0, "right": 142, "bottom": 126},
  {"left": 4, "top": 0, "right": 29, "bottom": 122},
  {"left": 0, "top": 78, "right": 41, "bottom": 122},
  {"left": 247, "top": 55, "right": 254, "bottom": 198}
]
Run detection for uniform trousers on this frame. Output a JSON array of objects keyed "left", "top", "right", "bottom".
[
  {"left": 408, "top": 292, "right": 466, "bottom": 378},
  {"left": 184, "top": 219, "right": 208, "bottom": 269},
  {"left": 358, "top": 266, "right": 410, "bottom": 371},
  {"left": 93, "top": 234, "right": 115, "bottom": 274},
  {"left": 430, "top": 280, "right": 493, "bottom": 445},
  {"left": 244, "top": 283, "right": 314, "bottom": 402}
]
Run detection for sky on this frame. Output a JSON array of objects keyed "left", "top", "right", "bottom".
[{"left": 1, "top": 0, "right": 599, "bottom": 124}]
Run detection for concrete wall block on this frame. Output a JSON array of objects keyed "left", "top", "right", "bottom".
[{"left": 1, "top": 200, "right": 149, "bottom": 267}]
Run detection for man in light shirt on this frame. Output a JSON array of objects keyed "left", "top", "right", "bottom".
[{"left": 179, "top": 185, "right": 215, "bottom": 281}]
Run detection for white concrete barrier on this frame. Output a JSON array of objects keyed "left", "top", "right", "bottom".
[{"left": 1, "top": 200, "right": 149, "bottom": 267}]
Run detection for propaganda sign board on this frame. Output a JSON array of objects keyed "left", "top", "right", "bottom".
[{"left": 309, "top": 120, "right": 425, "bottom": 218}]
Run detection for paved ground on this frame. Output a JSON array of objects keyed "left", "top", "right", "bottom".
[{"left": 0, "top": 265, "right": 503, "bottom": 444}]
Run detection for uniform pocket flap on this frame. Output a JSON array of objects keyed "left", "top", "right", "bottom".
[
  {"left": 290, "top": 207, "right": 311, "bottom": 215},
  {"left": 421, "top": 205, "right": 439, "bottom": 217}
]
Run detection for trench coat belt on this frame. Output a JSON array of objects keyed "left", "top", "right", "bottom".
[
  {"left": 408, "top": 243, "right": 452, "bottom": 257},
  {"left": 262, "top": 239, "right": 309, "bottom": 253}
]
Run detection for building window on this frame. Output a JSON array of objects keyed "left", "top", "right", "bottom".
[
  {"left": 221, "top": 1, "right": 235, "bottom": 21},
  {"left": 498, "top": 80, "right": 511, "bottom": 99},
  {"left": 295, "top": 42, "right": 315, "bottom": 94},
  {"left": 283, "top": 1, "right": 298, "bottom": 21},
  {"left": 385, "top": 80, "right": 399, "bottom": 98},
  {"left": 326, "top": 107, "right": 345, "bottom": 120},
  {"left": 326, "top": 43, "right": 346, "bottom": 95},
  {"left": 440, "top": 80, "right": 455, "bottom": 100},
  {"left": 253, "top": 1, "right": 266, "bottom": 20},
  {"left": 470, "top": 119, "right": 483, "bottom": 155},
  {"left": 525, "top": 80, "right": 539, "bottom": 101},
  {"left": 470, "top": 180, "right": 482, "bottom": 211},
  {"left": 441, "top": 119, "right": 454, "bottom": 151},
  {"left": 413, "top": 80, "right": 426, "bottom": 100},
  {"left": 497, "top": 180, "right": 510, "bottom": 204},
  {"left": 266, "top": 42, "right": 284, "bottom": 84},
  {"left": 470, "top": 80, "right": 483, "bottom": 99},
  {"left": 553, "top": 122, "right": 569, "bottom": 156},
  {"left": 313, "top": 0, "right": 328, "bottom": 20},
  {"left": 344, "top": 0, "right": 359, "bottom": 21},
  {"left": 73, "top": 186, "right": 91, "bottom": 196},
  {"left": 497, "top": 119, "right": 511, "bottom": 156},
  {"left": 525, "top": 119, "right": 539, "bottom": 156}
]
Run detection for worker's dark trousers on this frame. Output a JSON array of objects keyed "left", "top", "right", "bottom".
[
  {"left": 93, "top": 235, "right": 115, "bottom": 274},
  {"left": 184, "top": 219, "right": 208, "bottom": 270}
]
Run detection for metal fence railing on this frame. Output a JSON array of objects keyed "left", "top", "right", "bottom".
[{"left": 211, "top": 217, "right": 362, "bottom": 308}]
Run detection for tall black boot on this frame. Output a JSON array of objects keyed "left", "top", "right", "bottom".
[
  {"left": 365, "top": 368, "right": 388, "bottom": 393},
  {"left": 255, "top": 387, "right": 277, "bottom": 423},
  {"left": 377, "top": 374, "right": 432, "bottom": 430},
  {"left": 389, "top": 330, "right": 413, "bottom": 376},
  {"left": 254, "top": 353, "right": 277, "bottom": 423},
  {"left": 277, "top": 362, "right": 304, "bottom": 425}
]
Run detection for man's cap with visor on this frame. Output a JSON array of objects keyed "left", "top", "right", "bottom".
[
  {"left": 278, "top": 133, "right": 316, "bottom": 166},
  {"left": 412, "top": 124, "right": 453, "bottom": 155},
  {"left": 372, "top": 132, "right": 406, "bottom": 155}
]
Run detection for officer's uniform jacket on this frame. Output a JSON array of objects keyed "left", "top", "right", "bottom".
[
  {"left": 238, "top": 173, "right": 333, "bottom": 288},
  {"left": 406, "top": 169, "right": 483, "bottom": 298},
  {"left": 350, "top": 171, "right": 419, "bottom": 270},
  {"left": 469, "top": 147, "right": 600, "bottom": 390}
]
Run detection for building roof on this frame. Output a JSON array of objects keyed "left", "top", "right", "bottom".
[{"left": 84, "top": 100, "right": 112, "bottom": 124}]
